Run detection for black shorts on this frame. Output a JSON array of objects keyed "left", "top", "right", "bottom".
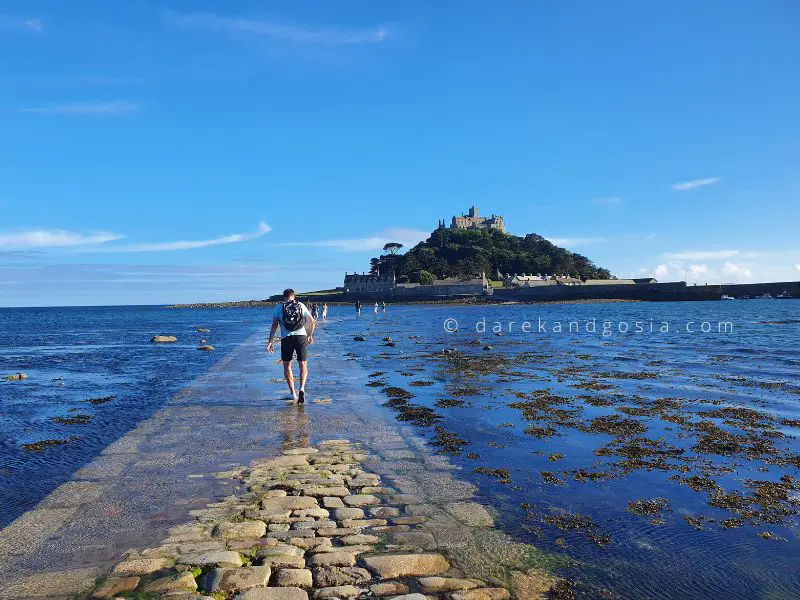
[{"left": 281, "top": 335, "right": 308, "bottom": 362}]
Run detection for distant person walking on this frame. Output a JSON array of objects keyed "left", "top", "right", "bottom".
[
  {"left": 322, "top": 303, "right": 328, "bottom": 320},
  {"left": 374, "top": 302, "right": 379, "bottom": 314},
  {"left": 381, "top": 301, "right": 386, "bottom": 312},
  {"left": 355, "top": 300, "right": 361, "bottom": 314},
  {"left": 267, "top": 289, "right": 315, "bottom": 404}
]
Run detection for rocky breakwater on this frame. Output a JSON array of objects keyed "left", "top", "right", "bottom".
[{"left": 92, "top": 440, "right": 553, "bottom": 600}]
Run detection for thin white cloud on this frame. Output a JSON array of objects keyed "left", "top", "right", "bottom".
[
  {"left": 116, "top": 222, "right": 271, "bottom": 252},
  {"left": 0, "top": 15, "right": 41, "bottom": 33},
  {"left": 164, "top": 11, "right": 388, "bottom": 45},
  {"left": 280, "top": 228, "right": 428, "bottom": 253},
  {"left": 654, "top": 264, "right": 669, "bottom": 279},
  {"left": 19, "top": 101, "right": 140, "bottom": 116},
  {"left": 16, "top": 101, "right": 140, "bottom": 116},
  {"left": 664, "top": 250, "right": 739, "bottom": 261},
  {"left": 0, "top": 229, "right": 123, "bottom": 250},
  {"left": 593, "top": 196, "right": 623, "bottom": 206},
  {"left": 671, "top": 177, "right": 720, "bottom": 191},
  {"left": 795, "top": 263, "right": 800, "bottom": 273},
  {"left": 546, "top": 237, "right": 607, "bottom": 247}
]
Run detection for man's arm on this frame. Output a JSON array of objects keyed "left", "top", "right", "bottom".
[
  {"left": 301, "top": 303, "right": 316, "bottom": 344},
  {"left": 266, "top": 317, "right": 279, "bottom": 352},
  {"left": 306, "top": 315, "right": 316, "bottom": 343}
]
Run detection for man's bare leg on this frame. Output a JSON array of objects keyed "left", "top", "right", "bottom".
[
  {"left": 283, "top": 361, "right": 297, "bottom": 400},
  {"left": 298, "top": 360, "right": 308, "bottom": 403}
]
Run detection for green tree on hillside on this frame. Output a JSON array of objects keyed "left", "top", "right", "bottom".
[{"left": 419, "top": 270, "right": 436, "bottom": 285}]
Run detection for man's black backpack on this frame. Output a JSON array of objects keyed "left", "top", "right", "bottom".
[{"left": 281, "top": 300, "right": 305, "bottom": 332}]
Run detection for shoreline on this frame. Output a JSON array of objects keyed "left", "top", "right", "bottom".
[{"left": 166, "top": 298, "right": 641, "bottom": 309}]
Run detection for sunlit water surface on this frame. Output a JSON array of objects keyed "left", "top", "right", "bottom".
[{"left": 1, "top": 301, "right": 799, "bottom": 599}]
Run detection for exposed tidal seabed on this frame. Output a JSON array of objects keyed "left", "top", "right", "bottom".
[{"left": 21, "top": 440, "right": 563, "bottom": 600}]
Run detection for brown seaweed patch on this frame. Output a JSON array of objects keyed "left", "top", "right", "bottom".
[
  {"left": 394, "top": 404, "right": 442, "bottom": 427},
  {"left": 627, "top": 497, "right": 670, "bottom": 517},
  {"left": 82, "top": 395, "right": 115, "bottom": 405},
  {"left": 451, "top": 386, "right": 482, "bottom": 397},
  {"left": 593, "top": 371, "right": 660, "bottom": 380},
  {"left": 429, "top": 427, "right": 469, "bottom": 455},
  {"left": 22, "top": 436, "right": 80, "bottom": 452},
  {"left": 543, "top": 512, "right": 610, "bottom": 546},
  {"left": 571, "top": 469, "right": 615, "bottom": 482},
  {"left": 475, "top": 466, "right": 510, "bottom": 479},
  {"left": 382, "top": 387, "right": 414, "bottom": 401},
  {"left": 572, "top": 381, "right": 616, "bottom": 391},
  {"left": 690, "top": 420, "right": 779, "bottom": 459},
  {"left": 51, "top": 414, "right": 93, "bottom": 425},
  {"left": 680, "top": 475, "right": 720, "bottom": 493},
  {"left": 368, "top": 371, "right": 385, "bottom": 377},
  {"left": 579, "top": 415, "right": 647, "bottom": 438},
  {"left": 540, "top": 471, "right": 566, "bottom": 485},
  {"left": 525, "top": 426, "right": 560, "bottom": 439},
  {"left": 577, "top": 395, "right": 614, "bottom": 407},
  {"left": 596, "top": 436, "right": 686, "bottom": 473},
  {"left": 409, "top": 380, "right": 435, "bottom": 387},
  {"left": 684, "top": 514, "right": 714, "bottom": 530},
  {"left": 435, "top": 398, "right": 467, "bottom": 408}
]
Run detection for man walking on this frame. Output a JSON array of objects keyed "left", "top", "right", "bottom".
[{"left": 267, "top": 289, "right": 315, "bottom": 403}]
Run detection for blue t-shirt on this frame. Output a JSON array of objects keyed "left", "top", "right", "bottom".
[{"left": 274, "top": 301, "right": 312, "bottom": 337}]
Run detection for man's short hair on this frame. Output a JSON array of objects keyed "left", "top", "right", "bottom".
[{"left": 282, "top": 288, "right": 295, "bottom": 300}]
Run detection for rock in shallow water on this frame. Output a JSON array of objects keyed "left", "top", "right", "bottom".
[
  {"left": 417, "top": 577, "right": 481, "bottom": 593},
  {"left": 151, "top": 335, "right": 177, "bottom": 343}
]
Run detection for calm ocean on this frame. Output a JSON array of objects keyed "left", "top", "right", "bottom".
[{"left": 1, "top": 300, "right": 799, "bottom": 598}]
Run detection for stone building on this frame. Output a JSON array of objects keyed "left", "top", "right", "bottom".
[
  {"left": 395, "top": 273, "right": 491, "bottom": 298},
  {"left": 499, "top": 273, "right": 582, "bottom": 287},
  {"left": 343, "top": 272, "right": 395, "bottom": 295},
  {"left": 437, "top": 206, "right": 506, "bottom": 233}
]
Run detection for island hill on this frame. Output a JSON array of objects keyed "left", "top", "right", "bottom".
[
  {"left": 337, "top": 207, "right": 666, "bottom": 301},
  {"left": 169, "top": 207, "right": 800, "bottom": 308}
]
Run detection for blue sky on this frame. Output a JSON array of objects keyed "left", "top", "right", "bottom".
[{"left": 1, "top": 1, "right": 799, "bottom": 306}]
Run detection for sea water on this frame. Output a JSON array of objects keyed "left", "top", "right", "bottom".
[{"left": 1, "top": 301, "right": 799, "bottom": 598}]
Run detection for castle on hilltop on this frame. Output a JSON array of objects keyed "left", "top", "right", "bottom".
[{"left": 437, "top": 206, "right": 506, "bottom": 233}]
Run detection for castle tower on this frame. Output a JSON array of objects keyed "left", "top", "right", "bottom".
[{"left": 468, "top": 206, "right": 478, "bottom": 218}]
